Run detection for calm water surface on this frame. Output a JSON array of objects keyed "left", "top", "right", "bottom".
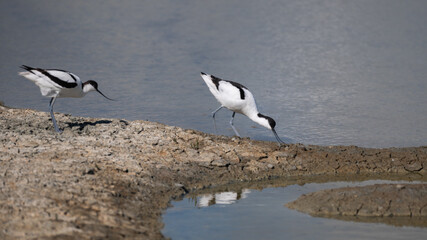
[
  {"left": 162, "top": 180, "right": 427, "bottom": 240},
  {"left": 1, "top": 0, "right": 426, "bottom": 147}
]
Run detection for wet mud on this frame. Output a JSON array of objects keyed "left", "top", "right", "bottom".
[
  {"left": 0, "top": 105, "right": 426, "bottom": 239},
  {"left": 286, "top": 183, "right": 427, "bottom": 227}
]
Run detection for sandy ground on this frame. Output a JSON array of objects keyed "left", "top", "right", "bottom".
[{"left": 0, "top": 105, "right": 426, "bottom": 239}]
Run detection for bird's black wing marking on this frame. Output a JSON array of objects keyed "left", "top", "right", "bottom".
[
  {"left": 211, "top": 75, "right": 221, "bottom": 90},
  {"left": 21, "top": 65, "right": 77, "bottom": 88},
  {"left": 49, "top": 70, "right": 79, "bottom": 83},
  {"left": 68, "top": 72, "right": 78, "bottom": 82},
  {"left": 227, "top": 80, "right": 247, "bottom": 100},
  {"left": 210, "top": 74, "right": 248, "bottom": 100},
  {"left": 39, "top": 69, "right": 78, "bottom": 88},
  {"left": 23, "top": 65, "right": 78, "bottom": 88},
  {"left": 21, "top": 65, "right": 78, "bottom": 88}
]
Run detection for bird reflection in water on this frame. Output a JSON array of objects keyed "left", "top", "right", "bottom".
[{"left": 193, "top": 189, "right": 251, "bottom": 208}]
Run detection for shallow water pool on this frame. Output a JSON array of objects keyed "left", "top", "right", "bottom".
[{"left": 162, "top": 179, "right": 427, "bottom": 240}]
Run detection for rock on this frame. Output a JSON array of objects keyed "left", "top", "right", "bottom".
[
  {"left": 211, "top": 158, "right": 230, "bottom": 167},
  {"left": 403, "top": 161, "right": 423, "bottom": 172}
]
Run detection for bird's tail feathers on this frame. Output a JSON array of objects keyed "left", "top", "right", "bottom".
[
  {"left": 20, "top": 65, "right": 35, "bottom": 72},
  {"left": 200, "top": 72, "right": 218, "bottom": 90},
  {"left": 18, "top": 66, "right": 39, "bottom": 82},
  {"left": 18, "top": 71, "right": 34, "bottom": 78}
]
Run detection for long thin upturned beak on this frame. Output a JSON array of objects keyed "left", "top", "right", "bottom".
[
  {"left": 97, "top": 89, "right": 116, "bottom": 101},
  {"left": 272, "top": 128, "right": 286, "bottom": 145}
]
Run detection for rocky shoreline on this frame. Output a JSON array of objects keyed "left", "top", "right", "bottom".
[{"left": 0, "top": 105, "right": 426, "bottom": 239}]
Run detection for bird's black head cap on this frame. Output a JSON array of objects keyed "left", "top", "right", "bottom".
[
  {"left": 84, "top": 80, "right": 115, "bottom": 101},
  {"left": 258, "top": 113, "right": 286, "bottom": 145},
  {"left": 258, "top": 113, "right": 276, "bottom": 129},
  {"left": 85, "top": 80, "right": 98, "bottom": 89}
]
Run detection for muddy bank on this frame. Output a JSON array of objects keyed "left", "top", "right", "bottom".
[
  {"left": 286, "top": 184, "right": 427, "bottom": 227},
  {"left": 0, "top": 105, "right": 426, "bottom": 239}
]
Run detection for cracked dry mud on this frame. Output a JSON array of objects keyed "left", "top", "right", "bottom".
[{"left": 0, "top": 104, "right": 426, "bottom": 239}]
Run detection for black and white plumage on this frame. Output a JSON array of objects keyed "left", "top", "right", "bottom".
[
  {"left": 200, "top": 72, "right": 285, "bottom": 144},
  {"left": 18, "top": 65, "right": 114, "bottom": 132}
]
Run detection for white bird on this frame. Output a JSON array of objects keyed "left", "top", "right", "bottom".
[
  {"left": 200, "top": 72, "right": 285, "bottom": 144},
  {"left": 18, "top": 65, "right": 114, "bottom": 132}
]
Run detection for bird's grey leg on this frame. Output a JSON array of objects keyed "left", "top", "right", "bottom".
[
  {"left": 49, "top": 97, "right": 61, "bottom": 133},
  {"left": 230, "top": 112, "right": 240, "bottom": 137},
  {"left": 211, "top": 106, "right": 223, "bottom": 133}
]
